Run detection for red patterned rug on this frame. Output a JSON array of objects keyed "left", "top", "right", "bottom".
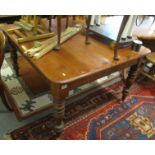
[{"left": 10, "top": 78, "right": 155, "bottom": 140}]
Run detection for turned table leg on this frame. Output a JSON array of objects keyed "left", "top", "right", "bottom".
[
  {"left": 66, "top": 16, "right": 69, "bottom": 29},
  {"left": 85, "top": 15, "right": 91, "bottom": 44},
  {"left": 48, "top": 15, "right": 52, "bottom": 32},
  {"left": 122, "top": 61, "right": 141, "bottom": 101},
  {"left": 51, "top": 84, "right": 68, "bottom": 135},
  {"left": 53, "top": 98, "right": 65, "bottom": 134},
  {"left": 54, "top": 16, "right": 61, "bottom": 51}
]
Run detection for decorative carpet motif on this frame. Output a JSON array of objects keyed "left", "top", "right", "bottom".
[
  {"left": 1, "top": 58, "right": 120, "bottom": 118},
  {"left": 10, "top": 78, "right": 155, "bottom": 140}
]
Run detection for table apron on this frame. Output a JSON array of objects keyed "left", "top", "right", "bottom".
[{"left": 64, "top": 58, "right": 141, "bottom": 90}]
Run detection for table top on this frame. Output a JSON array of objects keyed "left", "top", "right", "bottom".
[{"left": 3, "top": 24, "right": 151, "bottom": 85}]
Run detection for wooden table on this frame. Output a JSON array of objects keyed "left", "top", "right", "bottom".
[{"left": 2, "top": 24, "right": 150, "bottom": 135}]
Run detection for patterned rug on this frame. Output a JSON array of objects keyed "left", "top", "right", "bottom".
[{"left": 10, "top": 78, "right": 155, "bottom": 140}]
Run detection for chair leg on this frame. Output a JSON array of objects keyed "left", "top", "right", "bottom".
[{"left": 0, "top": 83, "right": 13, "bottom": 112}]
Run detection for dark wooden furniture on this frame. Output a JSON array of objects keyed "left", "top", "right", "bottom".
[
  {"left": 2, "top": 23, "right": 150, "bottom": 135},
  {"left": 0, "top": 16, "right": 21, "bottom": 24}
]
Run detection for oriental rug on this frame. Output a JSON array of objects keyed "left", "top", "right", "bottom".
[{"left": 10, "top": 78, "right": 155, "bottom": 140}]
